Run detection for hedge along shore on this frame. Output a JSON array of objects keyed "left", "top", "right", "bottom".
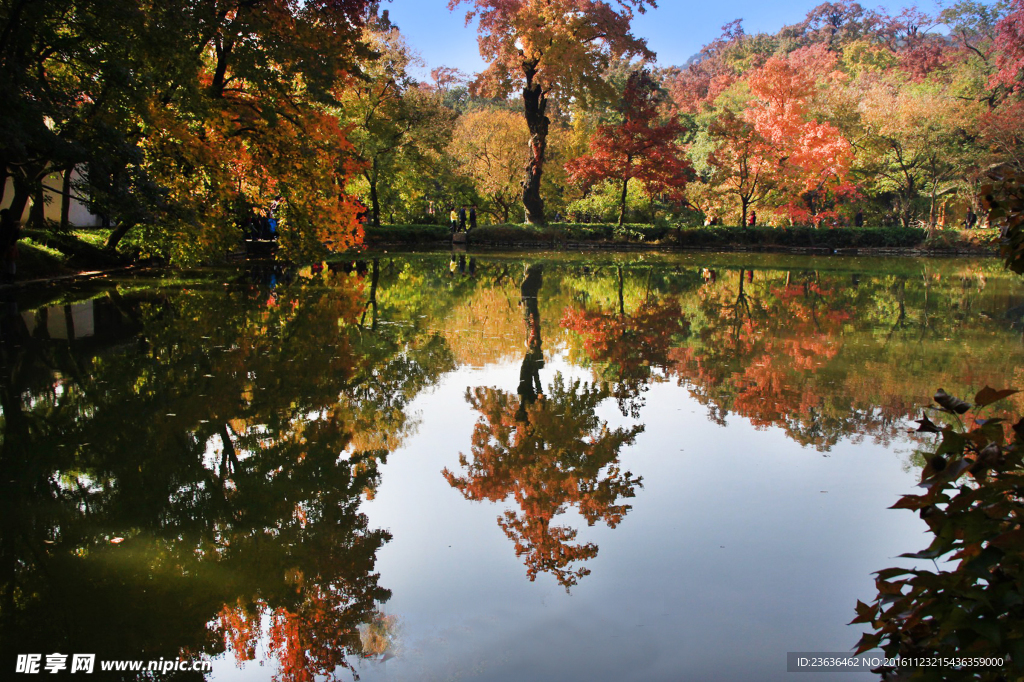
[{"left": 361, "top": 223, "right": 1002, "bottom": 256}]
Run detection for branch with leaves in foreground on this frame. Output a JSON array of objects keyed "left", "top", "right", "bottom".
[{"left": 853, "top": 387, "right": 1024, "bottom": 681}]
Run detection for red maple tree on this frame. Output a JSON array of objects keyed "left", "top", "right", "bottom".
[{"left": 565, "top": 70, "right": 691, "bottom": 226}]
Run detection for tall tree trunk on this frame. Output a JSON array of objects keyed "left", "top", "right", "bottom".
[
  {"left": 60, "top": 167, "right": 73, "bottom": 231},
  {"left": 0, "top": 157, "right": 8, "bottom": 207},
  {"left": 104, "top": 221, "right": 135, "bottom": 251},
  {"left": 521, "top": 67, "right": 548, "bottom": 226},
  {"left": 740, "top": 198, "right": 749, "bottom": 227},
  {"left": 7, "top": 177, "right": 31, "bottom": 227},
  {"left": 366, "top": 163, "right": 381, "bottom": 228},
  {"left": 618, "top": 176, "right": 629, "bottom": 228},
  {"left": 30, "top": 185, "right": 45, "bottom": 229}
]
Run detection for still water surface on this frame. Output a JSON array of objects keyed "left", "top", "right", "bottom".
[{"left": 2, "top": 252, "right": 1023, "bottom": 681}]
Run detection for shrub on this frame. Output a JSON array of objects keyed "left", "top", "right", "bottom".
[{"left": 362, "top": 224, "right": 450, "bottom": 244}]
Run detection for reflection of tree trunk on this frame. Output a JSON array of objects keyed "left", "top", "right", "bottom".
[
  {"left": 361, "top": 258, "right": 379, "bottom": 330},
  {"left": 518, "top": 264, "right": 545, "bottom": 421},
  {"left": 886, "top": 277, "right": 907, "bottom": 341},
  {"left": 920, "top": 268, "right": 931, "bottom": 340},
  {"left": 220, "top": 424, "right": 240, "bottom": 478},
  {"left": 521, "top": 66, "right": 548, "bottom": 226},
  {"left": 617, "top": 266, "right": 625, "bottom": 317}
]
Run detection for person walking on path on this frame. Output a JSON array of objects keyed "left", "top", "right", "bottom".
[
  {"left": 748, "top": 211, "right": 757, "bottom": 227},
  {"left": 458, "top": 206, "right": 467, "bottom": 232},
  {"left": 450, "top": 208, "right": 458, "bottom": 234},
  {"left": 469, "top": 205, "right": 477, "bottom": 230}
]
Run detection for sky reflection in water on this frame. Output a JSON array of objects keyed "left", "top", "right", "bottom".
[{"left": 2, "top": 252, "right": 1022, "bottom": 681}]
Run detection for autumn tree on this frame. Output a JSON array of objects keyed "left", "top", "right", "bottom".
[
  {"left": 703, "top": 108, "right": 779, "bottom": 226},
  {"left": 745, "top": 48, "right": 855, "bottom": 226},
  {"left": 451, "top": 107, "right": 529, "bottom": 223},
  {"left": 1, "top": 0, "right": 372, "bottom": 263},
  {"left": 449, "top": 0, "right": 656, "bottom": 225},
  {"left": 858, "top": 81, "right": 981, "bottom": 228},
  {"left": 565, "top": 69, "right": 691, "bottom": 227},
  {"left": 991, "top": 0, "right": 1024, "bottom": 94},
  {"left": 343, "top": 11, "right": 456, "bottom": 227}
]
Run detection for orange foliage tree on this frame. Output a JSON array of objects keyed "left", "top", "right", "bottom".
[
  {"left": 744, "top": 47, "right": 855, "bottom": 226},
  {"left": 448, "top": 0, "right": 656, "bottom": 224}
]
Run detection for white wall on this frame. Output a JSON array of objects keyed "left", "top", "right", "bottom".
[{"left": 1, "top": 167, "right": 104, "bottom": 227}]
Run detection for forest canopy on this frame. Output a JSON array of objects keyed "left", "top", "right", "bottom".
[{"left": 2, "top": 0, "right": 1024, "bottom": 263}]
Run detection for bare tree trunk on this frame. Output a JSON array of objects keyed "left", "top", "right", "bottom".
[
  {"left": 104, "top": 221, "right": 135, "bottom": 251},
  {"left": 30, "top": 185, "right": 45, "bottom": 229},
  {"left": 521, "top": 65, "right": 548, "bottom": 226},
  {"left": 60, "top": 167, "right": 73, "bottom": 231},
  {"left": 365, "top": 161, "right": 381, "bottom": 228},
  {"left": 7, "top": 178, "right": 30, "bottom": 226},
  {"left": 618, "top": 176, "right": 629, "bottom": 228},
  {"left": 0, "top": 157, "right": 8, "bottom": 207}
]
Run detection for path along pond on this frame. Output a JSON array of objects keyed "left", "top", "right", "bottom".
[{"left": 2, "top": 251, "right": 1023, "bottom": 681}]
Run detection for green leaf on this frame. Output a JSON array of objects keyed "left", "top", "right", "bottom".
[
  {"left": 935, "top": 431, "right": 966, "bottom": 457},
  {"left": 972, "top": 619, "right": 1002, "bottom": 645}
]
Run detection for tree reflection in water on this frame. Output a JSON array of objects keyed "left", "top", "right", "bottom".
[
  {"left": 561, "top": 264, "right": 689, "bottom": 418},
  {"left": 444, "top": 264, "right": 644, "bottom": 591},
  {"left": 0, "top": 265, "right": 453, "bottom": 680}
]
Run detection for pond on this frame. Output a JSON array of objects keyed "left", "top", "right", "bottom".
[{"left": 2, "top": 251, "right": 1022, "bottom": 681}]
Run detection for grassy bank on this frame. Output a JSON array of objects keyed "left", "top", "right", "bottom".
[
  {"left": 363, "top": 223, "right": 1002, "bottom": 253},
  {"left": 6, "top": 228, "right": 126, "bottom": 282}
]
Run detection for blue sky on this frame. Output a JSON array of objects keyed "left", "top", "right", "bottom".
[{"left": 382, "top": 0, "right": 945, "bottom": 80}]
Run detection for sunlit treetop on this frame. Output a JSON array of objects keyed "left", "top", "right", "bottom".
[{"left": 448, "top": 0, "right": 657, "bottom": 99}]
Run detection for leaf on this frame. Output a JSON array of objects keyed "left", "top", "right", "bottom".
[
  {"left": 972, "top": 619, "right": 1002, "bottom": 645},
  {"left": 890, "top": 495, "right": 930, "bottom": 510},
  {"left": 935, "top": 430, "right": 966, "bottom": 457},
  {"left": 851, "top": 599, "right": 878, "bottom": 624},
  {"left": 934, "top": 389, "right": 970, "bottom": 414},
  {"left": 991, "top": 529, "right": 1024, "bottom": 551},
  {"left": 974, "top": 387, "right": 1019, "bottom": 408},
  {"left": 873, "top": 567, "right": 914, "bottom": 580},
  {"left": 914, "top": 413, "right": 941, "bottom": 433},
  {"left": 854, "top": 631, "right": 883, "bottom": 655},
  {"left": 899, "top": 546, "right": 949, "bottom": 560}
]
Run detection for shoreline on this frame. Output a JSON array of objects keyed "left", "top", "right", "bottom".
[{"left": 364, "top": 240, "right": 999, "bottom": 259}]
